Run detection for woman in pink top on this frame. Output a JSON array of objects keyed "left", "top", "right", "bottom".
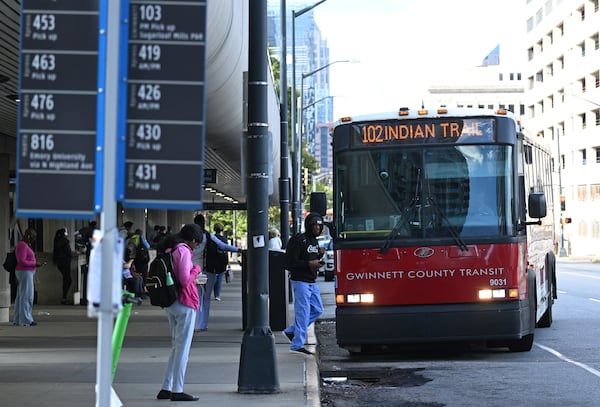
[
  {"left": 156, "top": 224, "right": 202, "bottom": 402},
  {"left": 13, "top": 228, "right": 44, "bottom": 326}
]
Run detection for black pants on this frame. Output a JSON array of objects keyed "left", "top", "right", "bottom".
[
  {"left": 124, "top": 275, "right": 144, "bottom": 297},
  {"left": 57, "top": 262, "right": 72, "bottom": 300}
]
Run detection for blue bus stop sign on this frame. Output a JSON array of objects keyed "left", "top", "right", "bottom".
[
  {"left": 16, "top": 0, "right": 103, "bottom": 218},
  {"left": 119, "top": 0, "right": 208, "bottom": 209}
]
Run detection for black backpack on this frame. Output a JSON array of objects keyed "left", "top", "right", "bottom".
[
  {"left": 206, "top": 233, "right": 228, "bottom": 271},
  {"left": 204, "top": 232, "right": 218, "bottom": 269},
  {"left": 3, "top": 251, "right": 16, "bottom": 273},
  {"left": 135, "top": 243, "right": 150, "bottom": 264},
  {"left": 145, "top": 252, "right": 177, "bottom": 307}
]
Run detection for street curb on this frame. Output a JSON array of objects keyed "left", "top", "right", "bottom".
[
  {"left": 306, "top": 323, "right": 321, "bottom": 407},
  {"left": 306, "top": 354, "right": 321, "bottom": 407}
]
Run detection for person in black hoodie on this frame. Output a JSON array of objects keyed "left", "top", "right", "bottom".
[{"left": 283, "top": 212, "right": 325, "bottom": 354}]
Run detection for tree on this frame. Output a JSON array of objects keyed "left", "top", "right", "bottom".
[
  {"left": 206, "top": 210, "right": 248, "bottom": 248},
  {"left": 269, "top": 51, "right": 323, "bottom": 211}
]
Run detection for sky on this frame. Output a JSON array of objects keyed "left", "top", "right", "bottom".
[{"left": 307, "top": 0, "right": 522, "bottom": 119}]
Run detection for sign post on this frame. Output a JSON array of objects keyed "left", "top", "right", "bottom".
[
  {"left": 120, "top": 0, "right": 208, "bottom": 209},
  {"left": 17, "top": 0, "right": 103, "bottom": 218}
]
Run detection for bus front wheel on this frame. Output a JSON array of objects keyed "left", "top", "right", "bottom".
[{"left": 508, "top": 333, "right": 534, "bottom": 352}]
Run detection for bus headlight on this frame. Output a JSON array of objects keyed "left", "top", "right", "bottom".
[
  {"left": 492, "top": 289, "right": 506, "bottom": 298},
  {"left": 338, "top": 293, "right": 375, "bottom": 304},
  {"left": 361, "top": 293, "right": 374, "bottom": 303},
  {"left": 478, "top": 289, "right": 492, "bottom": 300},
  {"left": 347, "top": 294, "right": 361, "bottom": 303},
  {"left": 478, "top": 288, "right": 516, "bottom": 300}
]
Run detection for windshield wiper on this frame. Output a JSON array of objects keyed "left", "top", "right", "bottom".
[
  {"left": 425, "top": 195, "right": 468, "bottom": 252},
  {"left": 379, "top": 200, "right": 417, "bottom": 254},
  {"left": 380, "top": 168, "right": 422, "bottom": 254}
]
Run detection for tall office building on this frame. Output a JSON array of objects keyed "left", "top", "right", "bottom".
[
  {"left": 428, "top": 0, "right": 600, "bottom": 257},
  {"left": 524, "top": 0, "right": 600, "bottom": 256},
  {"left": 428, "top": 59, "right": 526, "bottom": 116}
]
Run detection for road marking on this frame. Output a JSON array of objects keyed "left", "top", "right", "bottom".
[
  {"left": 535, "top": 343, "right": 600, "bottom": 378},
  {"left": 589, "top": 298, "right": 600, "bottom": 303},
  {"left": 560, "top": 271, "right": 600, "bottom": 280}
]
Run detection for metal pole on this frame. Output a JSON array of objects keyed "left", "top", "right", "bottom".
[
  {"left": 291, "top": 0, "right": 330, "bottom": 236},
  {"left": 299, "top": 72, "right": 305, "bottom": 210},
  {"left": 557, "top": 127, "right": 567, "bottom": 257},
  {"left": 279, "top": 0, "right": 290, "bottom": 247},
  {"left": 291, "top": 12, "right": 300, "bottom": 236},
  {"left": 302, "top": 95, "right": 334, "bottom": 111},
  {"left": 238, "top": 0, "right": 279, "bottom": 393},
  {"left": 96, "top": 0, "right": 120, "bottom": 404}
]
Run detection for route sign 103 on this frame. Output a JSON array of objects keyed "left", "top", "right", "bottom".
[{"left": 123, "top": 0, "right": 207, "bottom": 209}]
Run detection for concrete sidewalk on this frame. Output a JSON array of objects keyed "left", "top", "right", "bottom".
[{"left": 0, "top": 264, "right": 323, "bottom": 407}]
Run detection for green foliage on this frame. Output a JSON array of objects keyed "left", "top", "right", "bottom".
[
  {"left": 270, "top": 50, "right": 281, "bottom": 95},
  {"left": 206, "top": 210, "right": 247, "bottom": 246},
  {"left": 268, "top": 206, "right": 281, "bottom": 230},
  {"left": 269, "top": 48, "right": 328, "bottom": 214},
  {"left": 301, "top": 143, "right": 318, "bottom": 172}
]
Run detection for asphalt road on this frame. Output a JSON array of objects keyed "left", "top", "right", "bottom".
[{"left": 315, "top": 260, "right": 600, "bottom": 407}]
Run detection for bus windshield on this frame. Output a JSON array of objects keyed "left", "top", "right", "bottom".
[{"left": 335, "top": 144, "right": 514, "bottom": 240}]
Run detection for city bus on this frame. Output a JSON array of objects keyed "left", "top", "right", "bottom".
[{"left": 330, "top": 107, "right": 556, "bottom": 353}]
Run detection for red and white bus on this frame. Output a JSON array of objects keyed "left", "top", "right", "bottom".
[{"left": 330, "top": 107, "right": 556, "bottom": 353}]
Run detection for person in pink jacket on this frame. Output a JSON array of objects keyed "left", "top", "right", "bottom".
[
  {"left": 13, "top": 228, "right": 44, "bottom": 326},
  {"left": 156, "top": 224, "right": 202, "bottom": 402}
]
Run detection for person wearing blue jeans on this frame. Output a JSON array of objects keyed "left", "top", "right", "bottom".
[
  {"left": 156, "top": 225, "right": 201, "bottom": 402},
  {"left": 192, "top": 216, "right": 239, "bottom": 332},
  {"left": 288, "top": 280, "right": 324, "bottom": 351},
  {"left": 283, "top": 212, "right": 325, "bottom": 354},
  {"left": 210, "top": 223, "right": 229, "bottom": 301},
  {"left": 13, "top": 228, "right": 44, "bottom": 327},
  {"left": 213, "top": 271, "right": 224, "bottom": 300},
  {"left": 197, "top": 232, "right": 238, "bottom": 331},
  {"left": 161, "top": 301, "right": 196, "bottom": 398}
]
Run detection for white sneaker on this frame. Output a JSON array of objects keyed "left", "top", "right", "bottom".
[{"left": 215, "top": 297, "right": 221, "bottom": 301}]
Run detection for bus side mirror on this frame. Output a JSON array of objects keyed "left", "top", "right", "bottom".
[{"left": 528, "top": 192, "right": 547, "bottom": 219}]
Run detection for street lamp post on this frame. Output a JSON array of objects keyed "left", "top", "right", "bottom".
[
  {"left": 300, "top": 60, "right": 350, "bottom": 137},
  {"left": 295, "top": 60, "right": 351, "bottom": 232},
  {"left": 278, "top": 0, "right": 290, "bottom": 247},
  {"left": 291, "top": 0, "right": 329, "bottom": 235},
  {"left": 238, "top": 0, "right": 279, "bottom": 393},
  {"left": 556, "top": 127, "right": 567, "bottom": 257},
  {"left": 302, "top": 95, "right": 334, "bottom": 111}
]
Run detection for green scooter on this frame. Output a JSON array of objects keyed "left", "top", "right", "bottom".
[{"left": 112, "top": 290, "right": 143, "bottom": 380}]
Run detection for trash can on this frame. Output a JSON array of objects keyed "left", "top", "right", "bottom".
[
  {"left": 268, "top": 250, "right": 289, "bottom": 331},
  {"left": 241, "top": 250, "right": 289, "bottom": 331}
]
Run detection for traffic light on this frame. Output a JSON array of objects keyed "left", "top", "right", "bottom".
[
  {"left": 560, "top": 195, "right": 566, "bottom": 211},
  {"left": 301, "top": 167, "right": 308, "bottom": 199},
  {"left": 560, "top": 216, "right": 572, "bottom": 225},
  {"left": 302, "top": 167, "right": 309, "bottom": 187}
]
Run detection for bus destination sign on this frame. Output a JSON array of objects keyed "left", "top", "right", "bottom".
[
  {"left": 124, "top": 0, "right": 207, "bottom": 208},
  {"left": 17, "top": 0, "right": 99, "bottom": 218},
  {"left": 354, "top": 118, "right": 496, "bottom": 146}
]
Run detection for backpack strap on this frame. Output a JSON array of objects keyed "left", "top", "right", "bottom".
[{"left": 202, "top": 230, "right": 210, "bottom": 268}]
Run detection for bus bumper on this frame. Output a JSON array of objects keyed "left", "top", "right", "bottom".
[{"left": 336, "top": 300, "right": 533, "bottom": 348}]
